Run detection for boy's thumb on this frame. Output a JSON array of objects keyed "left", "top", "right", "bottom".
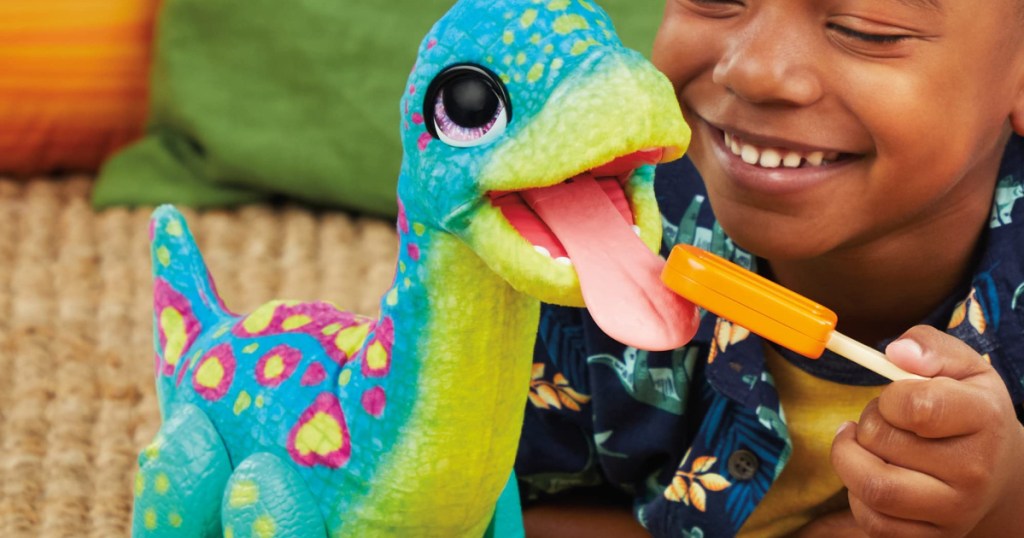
[{"left": 884, "top": 325, "right": 991, "bottom": 381}]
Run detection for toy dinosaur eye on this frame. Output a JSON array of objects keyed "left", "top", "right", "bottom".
[{"left": 424, "top": 64, "right": 511, "bottom": 148}]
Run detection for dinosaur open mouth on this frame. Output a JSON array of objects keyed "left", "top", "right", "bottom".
[
  {"left": 487, "top": 148, "right": 662, "bottom": 259},
  {"left": 487, "top": 148, "right": 699, "bottom": 352}
]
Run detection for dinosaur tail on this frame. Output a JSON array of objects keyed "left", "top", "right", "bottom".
[{"left": 149, "top": 205, "right": 232, "bottom": 417}]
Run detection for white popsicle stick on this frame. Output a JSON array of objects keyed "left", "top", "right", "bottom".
[{"left": 826, "top": 332, "right": 926, "bottom": 381}]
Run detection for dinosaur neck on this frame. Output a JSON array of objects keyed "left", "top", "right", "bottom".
[{"left": 366, "top": 226, "right": 538, "bottom": 534}]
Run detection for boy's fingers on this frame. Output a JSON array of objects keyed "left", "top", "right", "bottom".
[
  {"left": 847, "top": 495, "right": 944, "bottom": 538},
  {"left": 877, "top": 376, "right": 999, "bottom": 438},
  {"left": 880, "top": 325, "right": 1007, "bottom": 437},
  {"left": 832, "top": 421, "right": 957, "bottom": 524},
  {"left": 855, "top": 399, "right": 969, "bottom": 473}
]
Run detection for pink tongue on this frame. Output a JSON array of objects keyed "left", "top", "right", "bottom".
[{"left": 522, "top": 175, "right": 700, "bottom": 351}]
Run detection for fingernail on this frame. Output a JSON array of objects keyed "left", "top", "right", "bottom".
[
  {"left": 887, "top": 338, "right": 923, "bottom": 360},
  {"left": 835, "top": 421, "right": 853, "bottom": 437}
]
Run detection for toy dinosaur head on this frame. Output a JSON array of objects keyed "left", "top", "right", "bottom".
[{"left": 398, "top": 0, "right": 696, "bottom": 349}]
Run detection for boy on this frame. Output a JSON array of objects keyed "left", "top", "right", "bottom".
[{"left": 515, "top": 0, "right": 1024, "bottom": 536}]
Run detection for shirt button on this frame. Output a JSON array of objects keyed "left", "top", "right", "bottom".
[{"left": 727, "top": 449, "right": 759, "bottom": 481}]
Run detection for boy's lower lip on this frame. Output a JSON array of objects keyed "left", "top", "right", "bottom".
[{"left": 702, "top": 121, "right": 859, "bottom": 196}]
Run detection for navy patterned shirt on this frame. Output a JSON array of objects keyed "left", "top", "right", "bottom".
[{"left": 515, "top": 134, "right": 1024, "bottom": 537}]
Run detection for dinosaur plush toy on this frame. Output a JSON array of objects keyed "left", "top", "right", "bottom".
[{"left": 132, "top": 0, "right": 698, "bottom": 536}]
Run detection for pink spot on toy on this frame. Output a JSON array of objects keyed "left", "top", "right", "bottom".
[
  {"left": 361, "top": 386, "right": 386, "bottom": 418},
  {"left": 418, "top": 132, "right": 432, "bottom": 152},
  {"left": 301, "top": 363, "right": 327, "bottom": 387},
  {"left": 255, "top": 345, "right": 301, "bottom": 387},
  {"left": 412, "top": 112, "right": 424, "bottom": 125},
  {"left": 397, "top": 201, "right": 410, "bottom": 234},
  {"left": 287, "top": 393, "right": 351, "bottom": 468},
  {"left": 427, "top": 38, "right": 437, "bottom": 50},
  {"left": 192, "top": 343, "right": 236, "bottom": 401},
  {"left": 409, "top": 84, "right": 416, "bottom": 95},
  {"left": 407, "top": 243, "right": 421, "bottom": 261}
]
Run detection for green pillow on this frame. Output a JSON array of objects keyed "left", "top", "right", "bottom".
[{"left": 92, "top": 0, "right": 663, "bottom": 217}]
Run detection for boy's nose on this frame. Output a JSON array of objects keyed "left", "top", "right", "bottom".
[{"left": 711, "top": 18, "right": 822, "bottom": 107}]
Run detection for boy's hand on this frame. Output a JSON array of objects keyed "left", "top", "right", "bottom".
[{"left": 831, "top": 325, "right": 1024, "bottom": 537}]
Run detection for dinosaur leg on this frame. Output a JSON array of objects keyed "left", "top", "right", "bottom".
[
  {"left": 221, "top": 452, "right": 328, "bottom": 538},
  {"left": 132, "top": 404, "right": 233, "bottom": 537},
  {"left": 483, "top": 471, "right": 525, "bottom": 538}
]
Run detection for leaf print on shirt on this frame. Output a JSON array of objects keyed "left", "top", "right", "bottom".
[
  {"left": 949, "top": 288, "right": 988, "bottom": 335},
  {"left": 528, "top": 363, "right": 590, "bottom": 411},
  {"left": 588, "top": 346, "right": 699, "bottom": 415},
  {"left": 664, "top": 449, "right": 732, "bottom": 511},
  {"left": 707, "top": 318, "right": 751, "bottom": 364},
  {"left": 991, "top": 174, "right": 1023, "bottom": 228}
]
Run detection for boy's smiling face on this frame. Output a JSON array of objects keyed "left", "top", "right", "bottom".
[{"left": 653, "top": 0, "right": 1024, "bottom": 260}]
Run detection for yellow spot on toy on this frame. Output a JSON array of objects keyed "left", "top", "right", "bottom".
[
  {"left": 243, "top": 343, "right": 259, "bottom": 354},
  {"left": 503, "top": 30, "right": 514, "bottom": 45},
  {"left": 196, "top": 357, "right": 225, "bottom": 388},
  {"left": 160, "top": 307, "right": 187, "bottom": 366},
  {"left": 295, "top": 413, "right": 344, "bottom": 457},
  {"left": 165, "top": 219, "right": 184, "bottom": 237},
  {"left": 516, "top": 52, "right": 527, "bottom": 65},
  {"left": 282, "top": 314, "right": 312, "bottom": 331},
  {"left": 155, "top": 473, "right": 170, "bottom": 495},
  {"left": 547, "top": 0, "right": 570, "bottom": 10},
  {"left": 571, "top": 38, "right": 600, "bottom": 55},
  {"left": 144, "top": 441, "right": 161, "bottom": 460},
  {"left": 135, "top": 474, "right": 145, "bottom": 496},
  {"left": 413, "top": 223, "right": 426, "bottom": 236},
  {"left": 234, "top": 391, "right": 252, "bottom": 415},
  {"left": 144, "top": 508, "right": 158, "bottom": 530},
  {"left": 338, "top": 369, "right": 352, "bottom": 387},
  {"left": 553, "top": 14, "right": 589, "bottom": 34},
  {"left": 521, "top": 9, "right": 538, "bottom": 28},
  {"left": 367, "top": 341, "right": 389, "bottom": 371},
  {"left": 528, "top": 63, "right": 545, "bottom": 83},
  {"left": 253, "top": 515, "right": 277, "bottom": 538},
  {"left": 156, "top": 246, "right": 171, "bottom": 267},
  {"left": 335, "top": 324, "right": 371, "bottom": 357},
  {"left": 255, "top": 395, "right": 265, "bottom": 408},
  {"left": 169, "top": 512, "right": 183, "bottom": 528},
  {"left": 322, "top": 323, "right": 342, "bottom": 336},
  {"left": 386, "top": 288, "right": 399, "bottom": 306},
  {"left": 229, "top": 480, "right": 260, "bottom": 508},
  {"left": 264, "top": 355, "right": 286, "bottom": 379},
  {"left": 243, "top": 302, "right": 283, "bottom": 334}
]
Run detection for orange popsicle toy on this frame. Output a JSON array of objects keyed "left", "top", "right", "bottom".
[{"left": 661, "top": 244, "right": 925, "bottom": 381}]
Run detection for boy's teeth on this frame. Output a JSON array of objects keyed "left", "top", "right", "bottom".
[
  {"left": 723, "top": 131, "right": 840, "bottom": 169},
  {"left": 783, "top": 152, "right": 802, "bottom": 168},
  {"left": 759, "top": 149, "right": 782, "bottom": 168}
]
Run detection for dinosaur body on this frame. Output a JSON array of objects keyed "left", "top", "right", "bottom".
[{"left": 133, "top": 1, "right": 695, "bottom": 537}]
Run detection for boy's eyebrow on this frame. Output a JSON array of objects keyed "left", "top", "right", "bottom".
[{"left": 894, "top": 0, "right": 943, "bottom": 11}]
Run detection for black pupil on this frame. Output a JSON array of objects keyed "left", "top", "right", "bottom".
[{"left": 443, "top": 75, "right": 499, "bottom": 128}]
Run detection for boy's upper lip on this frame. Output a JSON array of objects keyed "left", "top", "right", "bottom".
[{"left": 702, "top": 117, "right": 860, "bottom": 156}]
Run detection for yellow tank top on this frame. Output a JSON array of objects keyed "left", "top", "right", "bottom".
[{"left": 736, "top": 344, "right": 883, "bottom": 537}]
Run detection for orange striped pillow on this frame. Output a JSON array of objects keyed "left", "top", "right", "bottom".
[{"left": 0, "top": 0, "right": 159, "bottom": 177}]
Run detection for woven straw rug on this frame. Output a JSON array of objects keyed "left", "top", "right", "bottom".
[{"left": 0, "top": 176, "right": 398, "bottom": 536}]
